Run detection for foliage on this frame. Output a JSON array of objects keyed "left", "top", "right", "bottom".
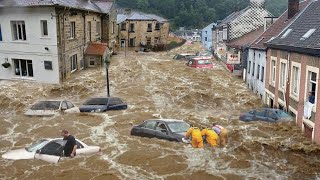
[{"left": 116, "top": 0, "right": 289, "bottom": 29}]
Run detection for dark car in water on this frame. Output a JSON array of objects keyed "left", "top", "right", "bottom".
[
  {"left": 79, "top": 97, "right": 127, "bottom": 112},
  {"left": 239, "top": 108, "right": 292, "bottom": 122},
  {"left": 130, "top": 119, "right": 190, "bottom": 142}
]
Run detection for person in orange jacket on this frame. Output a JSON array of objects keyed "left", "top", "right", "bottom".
[
  {"left": 201, "top": 127, "right": 218, "bottom": 147},
  {"left": 212, "top": 123, "right": 228, "bottom": 146},
  {"left": 185, "top": 125, "right": 203, "bottom": 148}
]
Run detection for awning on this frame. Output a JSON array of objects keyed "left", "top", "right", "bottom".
[{"left": 85, "top": 43, "right": 108, "bottom": 56}]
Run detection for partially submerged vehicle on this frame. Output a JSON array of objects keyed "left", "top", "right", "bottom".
[
  {"left": 79, "top": 97, "right": 127, "bottom": 112},
  {"left": 239, "top": 108, "right": 293, "bottom": 122},
  {"left": 130, "top": 119, "right": 190, "bottom": 142},
  {"left": 196, "top": 51, "right": 213, "bottom": 59},
  {"left": 173, "top": 53, "right": 196, "bottom": 61},
  {"left": 186, "top": 58, "right": 215, "bottom": 69},
  {"left": 24, "top": 100, "right": 79, "bottom": 117},
  {"left": 2, "top": 138, "right": 101, "bottom": 163}
]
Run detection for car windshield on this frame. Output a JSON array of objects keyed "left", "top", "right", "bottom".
[
  {"left": 197, "top": 60, "right": 211, "bottom": 65},
  {"left": 25, "top": 139, "right": 49, "bottom": 152},
  {"left": 167, "top": 121, "right": 190, "bottom": 133},
  {"left": 84, "top": 98, "right": 108, "bottom": 105},
  {"left": 275, "top": 110, "right": 290, "bottom": 118},
  {"left": 31, "top": 101, "right": 60, "bottom": 110}
]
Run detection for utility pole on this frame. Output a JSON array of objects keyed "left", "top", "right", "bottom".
[{"left": 105, "top": 54, "right": 111, "bottom": 97}]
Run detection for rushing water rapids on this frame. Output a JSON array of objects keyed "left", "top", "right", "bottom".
[{"left": 1, "top": 43, "right": 320, "bottom": 180}]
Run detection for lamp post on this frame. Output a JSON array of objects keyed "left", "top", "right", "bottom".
[{"left": 104, "top": 54, "right": 111, "bottom": 97}]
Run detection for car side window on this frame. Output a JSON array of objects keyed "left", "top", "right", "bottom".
[
  {"left": 266, "top": 111, "right": 278, "bottom": 120},
  {"left": 156, "top": 123, "right": 167, "bottom": 132},
  {"left": 41, "top": 142, "right": 64, "bottom": 156},
  {"left": 143, "top": 121, "right": 157, "bottom": 130},
  {"left": 109, "top": 98, "right": 122, "bottom": 106},
  {"left": 76, "top": 140, "right": 84, "bottom": 149},
  {"left": 255, "top": 110, "right": 266, "bottom": 117},
  {"left": 61, "top": 101, "right": 68, "bottom": 110},
  {"left": 249, "top": 111, "right": 255, "bottom": 115},
  {"left": 66, "top": 101, "right": 74, "bottom": 109}
]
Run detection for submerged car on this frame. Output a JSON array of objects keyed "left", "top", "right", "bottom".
[
  {"left": 79, "top": 97, "right": 127, "bottom": 112},
  {"left": 196, "top": 51, "right": 213, "bottom": 59},
  {"left": 239, "top": 108, "right": 293, "bottom": 122},
  {"left": 2, "top": 138, "right": 101, "bottom": 163},
  {"left": 24, "top": 100, "right": 79, "bottom": 116},
  {"left": 130, "top": 119, "right": 190, "bottom": 142},
  {"left": 186, "top": 58, "right": 214, "bottom": 69}
]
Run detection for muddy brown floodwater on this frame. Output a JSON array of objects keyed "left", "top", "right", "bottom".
[{"left": 1, "top": 43, "right": 320, "bottom": 180}]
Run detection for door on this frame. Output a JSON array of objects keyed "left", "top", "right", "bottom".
[
  {"left": 64, "top": 101, "right": 79, "bottom": 113},
  {"left": 121, "top": 39, "right": 125, "bottom": 47},
  {"left": 155, "top": 122, "right": 173, "bottom": 141},
  {"left": 34, "top": 141, "right": 64, "bottom": 163},
  {"left": 255, "top": 109, "right": 268, "bottom": 121},
  {"left": 107, "top": 98, "right": 123, "bottom": 110},
  {"left": 139, "top": 121, "right": 157, "bottom": 138}
]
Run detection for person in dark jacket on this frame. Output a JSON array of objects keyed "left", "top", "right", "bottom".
[{"left": 61, "top": 130, "right": 77, "bottom": 158}]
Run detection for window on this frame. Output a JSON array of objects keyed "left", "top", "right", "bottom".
[
  {"left": 40, "top": 20, "right": 48, "bottom": 36},
  {"left": 257, "top": 65, "right": 260, "bottom": 79},
  {"left": 205, "top": 37, "right": 208, "bottom": 41},
  {"left": 248, "top": 61, "right": 251, "bottom": 74},
  {"left": 87, "top": 21, "right": 91, "bottom": 42},
  {"left": 144, "top": 121, "right": 156, "bottom": 129},
  {"left": 14, "top": 59, "right": 33, "bottom": 77},
  {"left": 222, "top": 27, "right": 227, "bottom": 40},
  {"left": 261, "top": 66, "right": 264, "bottom": 82},
  {"left": 70, "top": 21, "right": 76, "bottom": 39},
  {"left": 147, "top": 23, "right": 152, "bottom": 32},
  {"left": 154, "top": 37, "right": 159, "bottom": 44},
  {"left": 205, "top": 31, "right": 207, "bottom": 34},
  {"left": 252, "top": 62, "right": 255, "bottom": 76},
  {"left": 129, "top": 38, "right": 135, "bottom": 47},
  {"left": 301, "top": 29, "right": 316, "bottom": 40},
  {"left": 129, "top": 23, "right": 134, "bottom": 32},
  {"left": 89, "top": 60, "right": 95, "bottom": 66},
  {"left": 0, "top": 24, "right": 3, "bottom": 41},
  {"left": 96, "top": 22, "right": 101, "bottom": 36},
  {"left": 292, "top": 66, "right": 300, "bottom": 95},
  {"left": 11, "top": 21, "right": 26, "bottom": 41},
  {"left": 70, "top": 54, "right": 77, "bottom": 72},
  {"left": 146, "top": 37, "right": 151, "bottom": 46},
  {"left": 280, "top": 62, "right": 287, "bottom": 89},
  {"left": 156, "top": 123, "right": 167, "bottom": 132},
  {"left": 281, "top": 29, "right": 292, "bottom": 39},
  {"left": 44, "top": 61, "right": 53, "bottom": 70},
  {"left": 307, "top": 71, "right": 317, "bottom": 100},
  {"left": 112, "top": 21, "right": 115, "bottom": 34},
  {"left": 121, "top": 23, "right": 126, "bottom": 31},
  {"left": 66, "top": 101, "right": 75, "bottom": 109},
  {"left": 41, "top": 142, "right": 63, "bottom": 156},
  {"left": 155, "top": 23, "right": 160, "bottom": 30},
  {"left": 271, "top": 60, "right": 276, "bottom": 84}
]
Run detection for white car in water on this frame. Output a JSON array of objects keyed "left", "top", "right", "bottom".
[
  {"left": 2, "top": 138, "right": 101, "bottom": 163},
  {"left": 24, "top": 100, "right": 80, "bottom": 116}
]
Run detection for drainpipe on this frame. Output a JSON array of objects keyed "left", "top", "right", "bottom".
[{"left": 285, "top": 52, "right": 291, "bottom": 112}]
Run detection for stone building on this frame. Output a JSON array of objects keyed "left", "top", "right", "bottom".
[
  {"left": 265, "top": 0, "right": 320, "bottom": 144},
  {"left": 0, "top": 0, "right": 117, "bottom": 84},
  {"left": 116, "top": 11, "right": 169, "bottom": 49}
]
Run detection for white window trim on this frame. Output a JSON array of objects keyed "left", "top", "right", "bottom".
[
  {"left": 270, "top": 57, "right": 277, "bottom": 87},
  {"left": 279, "top": 59, "right": 288, "bottom": 92},
  {"left": 40, "top": 20, "right": 49, "bottom": 37},
  {"left": 290, "top": 61, "right": 301, "bottom": 102},
  {"left": 70, "top": 54, "right": 77, "bottom": 73},
  {"left": 11, "top": 21, "right": 27, "bottom": 41},
  {"left": 70, "top": 21, "right": 76, "bottom": 39},
  {"left": 305, "top": 65, "right": 319, "bottom": 113}
]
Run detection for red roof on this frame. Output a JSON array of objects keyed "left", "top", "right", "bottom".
[
  {"left": 226, "top": 27, "right": 264, "bottom": 49},
  {"left": 85, "top": 43, "right": 108, "bottom": 56},
  {"left": 250, "top": 0, "right": 311, "bottom": 50}
]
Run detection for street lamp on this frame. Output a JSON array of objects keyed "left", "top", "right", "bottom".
[{"left": 104, "top": 54, "right": 111, "bottom": 97}]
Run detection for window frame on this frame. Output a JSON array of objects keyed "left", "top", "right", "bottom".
[
  {"left": 13, "top": 59, "right": 33, "bottom": 77},
  {"left": 129, "top": 23, "right": 135, "bottom": 32},
  {"left": 120, "top": 23, "right": 126, "bottom": 31},
  {"left": 252, "top": 62, "right": 255, "bottom": 76},
  {"left": 257, "top": 65, "right": 260, "bottom": 80},
  {"left": 70, "top": 54, "right": 78, "bottom": 73},
  {"left": 261, "top": 66, "right": 264, "bottom": 82},
  {"left": 248, "top": 61, "right": 251, "bottom": 74},
  {"left": 305, "top": 65, "right": 319, "bottom": 112},
  {"left": 270, "top": 58, "right": 277, "bottom": 86},
  {"left": 70, "top": 21, "right": 76, "bottom": 39},
  {"left": 11, "top": 21, "right": 27, "bottom": 41},
  {"left": 96, "top": 21, "right": 101, "bottom": 37},
  {"left": 280, "top": 60, "right": 288, "bottom": 90},
  {"left": 40, "top": 20, "right": 48, "bottom": 37},
  {"left": 0, "top": 24, "right": 2, "bottom": 41},
  {"left": 44, "top": 61, "right": 53, "bottom": 70},
  {"left": 155, "top": 23, "right": 160, "bottom": 30},
  {"left": 147, "top": 23, "right": 152, "bottom": 32},
  {"left": 290, "top": 62, "right": 301, "bottom": 100}
]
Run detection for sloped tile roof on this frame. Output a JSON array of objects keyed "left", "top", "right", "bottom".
[
  {"left": 267, "top": 0, "right": 320, "bottom": 56},
  {"left": 226, "top": 27, "right": 264, "bottom": 49},
  {"left": 251, "top": 0, "right": 311, "bottom": 50},
  {"left": 0, "top": 0, "right": 114, "bottom": 14},
  {"left": 85, "top": 43, "right": 108, "bottom": 56},
  {"left": 217, "top": 7, "right": 250, "bottom": 27},
  {"left": 117, "top": 11, "right": 168, "bottom": 24}
]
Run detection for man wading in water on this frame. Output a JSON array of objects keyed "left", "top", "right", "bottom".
[{"left": 61, "top": 130, "right": 77, "bottom": 158}]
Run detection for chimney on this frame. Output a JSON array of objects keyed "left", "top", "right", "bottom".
[{"left": 288, "top": 0, "right": 299, "bottom": 19}]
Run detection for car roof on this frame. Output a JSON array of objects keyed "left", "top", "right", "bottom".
[{"left": 147, "top": 119, "right": 185, "bottom": 122}]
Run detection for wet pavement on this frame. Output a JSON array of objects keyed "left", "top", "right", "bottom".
[{"left": 0, "top": 43, "right": 320, "bottom": 180}]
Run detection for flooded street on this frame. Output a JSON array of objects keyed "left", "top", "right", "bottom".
[{"left": 1, "top": 43, "right": 320, "bottom": 180}]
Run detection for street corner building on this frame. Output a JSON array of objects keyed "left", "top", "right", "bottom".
[
  {"left": 116, "top": 10, "right": 170, "bottom": 50},
  {"left": 213, "top": 0, "right": 272, "bottom": 76},
  {"left": 0, "top": 0, "right": 117, "bottom": 84},
  {"left": 265, "top": 0, "right": 320, "bottom": 144}
]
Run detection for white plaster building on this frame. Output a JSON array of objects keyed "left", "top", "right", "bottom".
[{"left": 0, "top": 7, "right": 60, "bottom": 84}]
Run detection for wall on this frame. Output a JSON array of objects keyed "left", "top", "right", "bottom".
[
  {"left": 246, "top": 48, "right": 266, "bottom": 99},
  {"left": 201, "top": 23, "right": 214, "bottom": 50},
  {"left": 0, "top": 7, "right": 59, "bottom": 84},
  {"left": 102, "top": 7, "right": 117, "bottom": 50}
]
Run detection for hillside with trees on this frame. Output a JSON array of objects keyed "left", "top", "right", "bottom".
[{"left": 116, "top": 0, "right": 289, "bottom": 29}]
